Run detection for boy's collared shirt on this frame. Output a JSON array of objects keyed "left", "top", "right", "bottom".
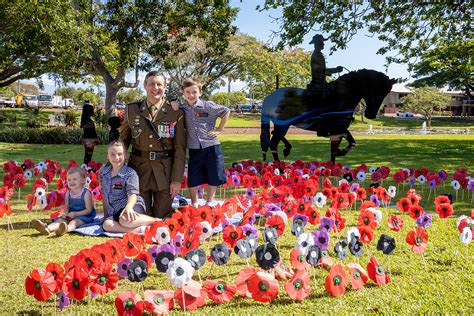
[{"left": 181, "top": 99, "right": 230, "bottom": 149}]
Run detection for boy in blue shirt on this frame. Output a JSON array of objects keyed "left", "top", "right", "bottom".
[{"left": 172, "top": 78, "right": 230, "bottom": 207}]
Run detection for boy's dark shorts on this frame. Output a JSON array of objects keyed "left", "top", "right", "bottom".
[
  {"left": 111, "top": 204, "right": 146, "bottom": 223},
  {"left": 188, "top": 144, "right": 227, "bottom": 187}
]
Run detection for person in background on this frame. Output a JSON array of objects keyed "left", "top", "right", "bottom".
[{"left": 80, "top": 99, "right": 100, "bottom": 164}]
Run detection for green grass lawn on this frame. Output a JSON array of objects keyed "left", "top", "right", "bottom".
[{"left": 0, "top": 134, "right": 473, "bottom": 314}]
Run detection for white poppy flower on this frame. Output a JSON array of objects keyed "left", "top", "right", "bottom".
[
  {"left": 37, "top": 161, "right": 45, "bottom": 170},
  {"left": 451, "top": 180, "right": 460, "bottom": 190},
  {"left": 346, "top": 227, "right": 361, "bottom": 243},
  {"left": 401, "top": 168, "right": 411, "bottom": 177},
  {"left": 456, "top": 215, "right": 470, "bottom": 230},
  {"left": 155, "top": 227, "right": 171, "bottom": 245},
  {"left": 366, "top": 207, "right": 383, "bottom": 223},
  {"left": 34, "top": 188, "right": 46, "bottom": 198},
  {"left": 356, "top": 170, "right": 366, "bottom": 182},
  {"left": 314, "top": 192, "right": 327, "bottom": 208},
  {"left": 199, "top": 221, "right": 213, "bottom": 243},
  {"left": 460, "top": 227, "right": 472, "bottom": 245},
  {"left": 302, "top": 174, "right": 310, "bottom": 180},
  {"left": 274, "top": 168, "right": 280, "bottom": 176},
  {"left": 369, "top": 167, "right": 377, "bottom": 174},
  {"left": 417, "top": 175, "right": 426, "bottom": 185},
  {"left": 387, "top": 185, "right": 397, "bottom": 198},
  {"left": 295, "top": 232, "right": 314, "bottom": 257},
  {"left": 24, "top": 170, "right": 33, "bottom": 180},
  {"left": 166, "top": 258, "right": 194, "bottom": 288},
  {"left": 38, "top": 196, "right": 48, "bottom": 210},
  {"left": 85, "top": 177, "right": 92, "bottom": 186}
]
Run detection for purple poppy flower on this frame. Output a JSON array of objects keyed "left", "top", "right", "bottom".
[
  {"left": 265, "top": 203, "right": 281, "bottom": 213},
  {"left": 416, "top": 213, "right": 433, "bottom": 228},
  {"left": 294, "top": 213, "right": 309, "bottom": 227},
  {"left": 309, "top": 165, "right": 317, "bottom": 174},
  {"left": 294, "top": 169, "right": 304, "bottom": 176},
  {"left": 221, "top": 219, "right": 231, "bottom": 230},
  {"left": 245, "top": 187, "right": 255, "bottom": 199},
  {"left": 117, "top": 257, "right": 132, "bottom": 279},
  {"left": 468, "top": 179, "right": 474, "bottom": 192},
  {"left": 89, "top": 290, "right": 97, "bottom": 299},
  {"left": 319, "top": 217, "right": 334, "bottom": 232},
  {"left": 344, "top": 165, "right": 351, "bottom": 173},
  {"left": 349, "top": 182, "right": 360, "bottom": 192},
  {"left": 429, "top": 179, "right": 437, "bottom": 190},
  {"left": 242, "top": 223, "right": 258, "bottom": 239},
  {"left": 438, "top": 170, "right": 448, "bottom": 181},
  {"left": 147, "top": 245, "right": 160, "bottom": 261},
  {"left": 409, "top": 177, "right": 416, "bottom": 188},
  {"left": 171, "top": 234, "right": 183, "bottom": 255},
  {"left": 369, "top": 194, "right": 381, "bottom": 207},
  {"left": 158, "top": 243, "right": 176, "bottom": 255},
  {"left": 197, "top": 186, "right": 204, "bottom": 198},
  {"left": 59, "top": 291, "right": 70, "bottom": 311},
  {"left": 313, "top": 229, "right": 329, "bottom": 250},
  {"left": 231, "top": 174, "right": 240, "bottom": 187}
]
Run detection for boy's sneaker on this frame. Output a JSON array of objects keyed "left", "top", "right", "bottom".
[
  {"left": 56, "top": 222, "right": 68, "bottom": 237},
  {"left": 31, "top": 219, "right": 50, "bottom": 236}
]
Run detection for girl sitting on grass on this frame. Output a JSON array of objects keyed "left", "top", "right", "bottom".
[
  {"left": 31, "top": 167, "right": 96, "bottom": 236},
  {"left": 100, "top": 140, "right": 159, "bottom": 233}
]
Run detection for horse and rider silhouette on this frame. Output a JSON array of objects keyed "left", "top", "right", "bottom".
[{"left": 260, "top": 34, "right": 396, "bottom": 163}]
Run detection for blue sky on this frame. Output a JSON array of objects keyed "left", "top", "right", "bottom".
[{"left": 35, "top": 2, "right": 410, "bottom": 95}]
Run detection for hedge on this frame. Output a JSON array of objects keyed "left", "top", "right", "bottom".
[{"left": 0, "top": 127, "right": 109, "bottom": 144}]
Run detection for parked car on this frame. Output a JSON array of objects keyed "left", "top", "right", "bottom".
[
  {"left": 396, "top": 111, "right": 414, "bottom": 118},
  {"left": 0, "top": 97, "right": 16, "bottom": 108},
  {"left": 235, "top": 104, "right": 252, "bottom": 113},
  {"left": 22, "top": 95, "right": 39, "bottom": 108}
]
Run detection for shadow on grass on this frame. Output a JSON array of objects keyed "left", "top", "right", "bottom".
[{"left": 0, "top": 220, "right": 32, "bottom": 230}]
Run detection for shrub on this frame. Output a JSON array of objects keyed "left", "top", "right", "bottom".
[
  {"left": 0, "top": 127, "right": 109, "bottom": 144},
  {"left": 93, "top": 108, "right": 108, "bottom": 128},
  {"left": 64, "top": 109, "right": 79, "bottom": 127}
]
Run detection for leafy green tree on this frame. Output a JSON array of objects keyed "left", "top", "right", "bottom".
[
  {"left": 0, "top": 86, "right": 14, "bottom": 97},
  {"left": 159, "top": 34, "right": 259, "bottom": 96},
  {"left": 1, "top": 2, "right": 238, "bottom": 123},
  {"left": 55, "top": 87, "right": 78, "bottom": 100},
  {"left": 238, "top": 44, "right": 311, "bottom": 99},
  {"left": 75, "top": 89, "right": 98, "bottom": 106},
  {"left": 209, "top": 91, "right": 247, "bottom": 107},
  {"left": 258, "top": 2, "right": 471, "bottom": 69},
  {"left": 117, "top": 88, "right": 144, "bottom": 104},
  {"left": 400, "top": 87, "right": 451, "bottom": 127},
  {"left": 411, "top": 40, "right": 473, "bottom": 96}
]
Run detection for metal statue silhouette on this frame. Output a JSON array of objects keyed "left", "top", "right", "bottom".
[{"left": 260, "top": 34, "right": 396, "bottom": 163}]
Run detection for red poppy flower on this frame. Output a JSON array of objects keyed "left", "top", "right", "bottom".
[
  {"left": 115, "top": 291, "right": 144, "bottom": 316},
  {"left": 360, "top": 200, "right": 375, "bottom": 211},
  {"left": 123, "top": 232, "right": 146, "bottom": 258},
  {"left": 13, "top": 174, "right": 26, "bottom": 188},
  {"left": 90, "top": 243, "right": 113, "bottom": 266},
  {"left": 367, "top": 256, "right": 390, "bottom": 285},
  {"left": 387, "top": 215, "right": 404, "bottom": 232},
  {"left": 163, "top": 218, "right": 180, "bottom": 238},
  {"left": 435, "top": 203, "right": 453, "bottom": 219},
  {"left": 376, "top": 187, "right": 390, "bottom": 202},
  {"left": 181, "top": 236, "right": 201, "bottom": 257},
  {"left": 247, "top": 271, "right": 279, "bottom": 303},
  {"left": 222, "top": 225, "right": 244, "bottom": 249},
  {"left": 144, "top": 290, "right": 175, "bottom": 316},
  {"left": 406, "top": 227, "right": 428, "bottom": 254},
  {"left": 358, "top": 210, "right": 378, "bottom": 229},
  {"left": 250, "top": 176, "right": 261, "bottom": 189},
  {"left": 408, "top": 205, "right": 424, "bottom": 220},
  {"left": 25, "top": 268, "right": 57, "bottom": 302},
  {"left": 321, "top": 187, "right": 332, "bottom": 199},
  {"left": 171, "top": 210, "right": 191, "bottom": 231},
  {"left": 397, "top": 198, "right": 411, "bottom": 213},
  {"left": 45, "top": 262, "right": 64, "bottom": 292},
  {"left": 204, "top": 280, "right": 236, "bottom": 304},
  {"left": 76, "top": 247, "right": 101, "bottom": 271},
  {"left": 104, "top": 238, "right": 125, "bottom": 264},
  {"left": 322, "top": 169, "right": 332, "bottom": 178},
  {"left": 434, "top": 195, "right": 451, "bottom": 205},
  {"left": 236, "top": 267, "right": 258, "bottom": 298},
  {"left": 192, "top": 205, "right": 212, "bottom": 223},
  {"left": 303, "top": 179, "right": 318, "bottom": 197},
  {"left": 175, "top": 287, "right": 207, "bottom": 311},
  {"left": 407, "top": 192, "right": 421, "bottom": 205},
  {"left": 393, "top": 171, "right": 406, "bottom": 184},
  {"left": 333, "top": 211, "right": 346, "bottom": 233},
  {"left": 134, "top": 250, "right": 152, "bottom": 269},
  {"left": 265, "top": 214, "right": 286, "bottom": 236},
  {"left": 305, "top": 205, "right": 320, "bottom": 225},
  {"left": 357, "top": 226, "right": 374, "bottom": 245},
  {"left": 62, "top": 265, "right": 89, "bottom": 300},
  {"left": 325, "top": 264, "right": 347, "bottom": 297},
  {"left": 89, "top": 261, "right": 119, "bottom": 295},
  {"left": 347, "top": 262, "right": 368, "bottom": 290},
  {"left": 284, "top": 269, "right": 311, "bottom": 301}
]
